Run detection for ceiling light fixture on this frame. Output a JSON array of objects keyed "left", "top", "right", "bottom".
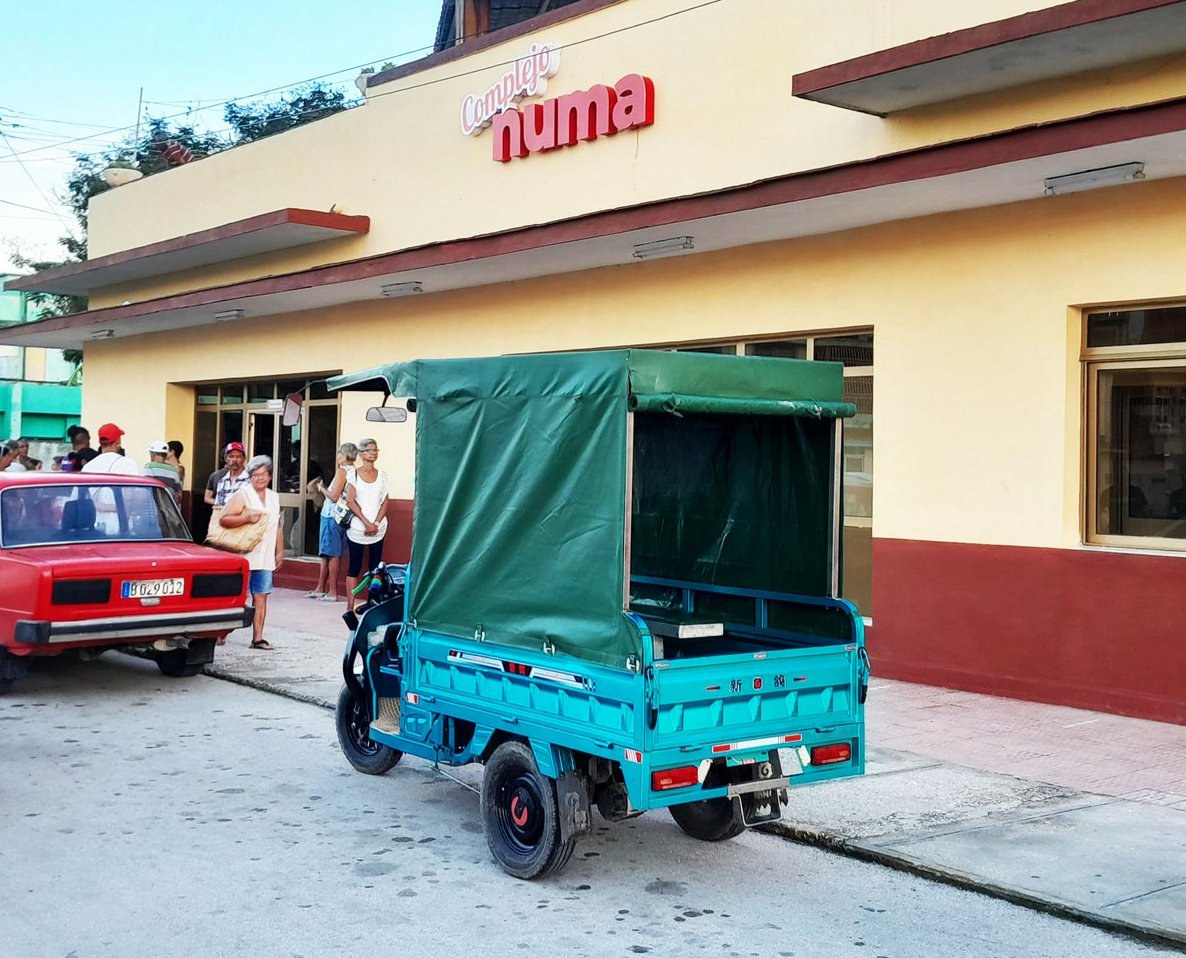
[
  {"left": 214, "top": 308, "right": 245, "bottom": 322},
  {"left": 380, "top": 281, "right": 423, "bottom": 298},
  {"left": 632, "top": 236, "right": 695, "bottom": 260},
  {"left": 1043, "top": 162, "right": 1145, "bottom": 196},
  {"left": 89, "top": 328, "right": 114, "bottom": 341}
]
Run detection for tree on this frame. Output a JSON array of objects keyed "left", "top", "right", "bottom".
[
  {"left": 14, "top": 81, "right": 354, "bottom": 374},
  {"left": 224, "top": 83, "right": 352, "bottom": 144}
]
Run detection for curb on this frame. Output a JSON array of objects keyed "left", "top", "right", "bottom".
[
  {"left": 202, "top": 666, "right": 335, "bottom": 712},
  {"left": 761, "top": 820, "right": 1186, "bottom": 952}
]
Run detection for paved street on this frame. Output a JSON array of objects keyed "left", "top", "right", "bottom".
[{"left": 3, "top": 653, "right": 1180, "bottom": 958}]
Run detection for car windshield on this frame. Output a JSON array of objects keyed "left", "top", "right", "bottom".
[{"left": 0, "top": 483, "right": 191, "bottom": 547}]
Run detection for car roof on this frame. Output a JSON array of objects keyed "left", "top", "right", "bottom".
[{"left": 0, "top": 472, "right": 156, "bottom": 488}]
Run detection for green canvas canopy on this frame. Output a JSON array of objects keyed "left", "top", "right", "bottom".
[{"left": 327, "top": 350, "right": 854, "bottom": 668}]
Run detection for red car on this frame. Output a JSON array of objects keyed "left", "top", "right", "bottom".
[{"left": 0, "top": 472, "right": 253, "bottom": 692}]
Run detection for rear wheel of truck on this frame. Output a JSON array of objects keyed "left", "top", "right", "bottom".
[
  {"left": 669, "top": 797, "right": 746, "bottom": 841},
  {"left": 482, "top": 740, "right": 576, "bottom": 879},
  {"left": 336, "top": 683, "right": 402, "bottom": 775}
]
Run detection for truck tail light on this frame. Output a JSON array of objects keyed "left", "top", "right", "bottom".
[
  {"left": 810, "top": 743, "right": 852, "bottom": 766},
  {"left": 651, "top": 765, "right": 699, "bottom": 791}
]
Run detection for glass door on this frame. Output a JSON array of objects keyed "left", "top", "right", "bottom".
[{"left": 248, "top": 410, "right": 303, "bottom": 557}]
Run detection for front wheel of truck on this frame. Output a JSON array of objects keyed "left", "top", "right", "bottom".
[
  {"left": 669, "top": 797, "right": 746, "bottom": 841},
  {"left": 336, "top": 683, "right": 402, "bottom": 775},
  {"left": 482, "top": 740, "right": 576, "bottom": 879}
]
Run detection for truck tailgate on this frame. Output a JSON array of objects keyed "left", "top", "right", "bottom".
[{"left": 646, "top": 645, "right": 862, "bottom": 751}]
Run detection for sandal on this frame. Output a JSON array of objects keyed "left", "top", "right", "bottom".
[
  {"left": 318, "top": 593, "right": 338, "bottom": 602},
  {"left": 250, "top": 639, "right": 275, "bottom": 650},
  {"left": 304, "top": 590, "right": 325, "bottom": 599}
]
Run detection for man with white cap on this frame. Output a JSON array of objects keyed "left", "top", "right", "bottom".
[
  {"left": 143, "top": 440, "right": 182, "bottom": 503},
  {"left": 81, "top": 423, "right": 137, "bottom": 475}
]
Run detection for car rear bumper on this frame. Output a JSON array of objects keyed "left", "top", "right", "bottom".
[{"left": 13, "top": 607, "right": 255, "bottom": 645}]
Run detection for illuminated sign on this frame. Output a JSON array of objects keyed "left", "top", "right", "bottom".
[
  {"left": 491, "top": 73, "right": 655, "bottom": 162},
  {"left": 460, "top": 43, "right": 562, "bottom": 136}
]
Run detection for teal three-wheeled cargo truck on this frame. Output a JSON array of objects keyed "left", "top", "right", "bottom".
[{"left": 327, "top": 349, "right": 870, "bottom": 878}]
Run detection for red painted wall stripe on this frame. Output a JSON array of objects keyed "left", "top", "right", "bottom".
[{"left": 871, "top": 538, "right": 1186, "bottom": 724}]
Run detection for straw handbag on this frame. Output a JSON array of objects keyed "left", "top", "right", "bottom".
[{"left": 204, "top": 506, "right": 268, "bottom": 554}]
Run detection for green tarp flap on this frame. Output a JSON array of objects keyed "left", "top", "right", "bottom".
[
  {"left": 325, "top": 361, "right": 419, "bottom": 396},
  {"left": 408, "top": 351, "right": 637, "bottom": 667},
  {"left": 631, "top": 412, "right": 834, "bottom": 596}
]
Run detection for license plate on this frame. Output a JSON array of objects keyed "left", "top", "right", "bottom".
[{"left": 121, "top": 578, "right": 185, "bottom": 599}]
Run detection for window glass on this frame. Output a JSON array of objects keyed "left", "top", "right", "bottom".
[
  {"left": 677, "top": 344, "right": 737, "bottom": 355},
  {"left": 245, "top": 381, "right": 275, "bottom": 405},
  {"left": 745, "top": 340, "right": 807, "bottom": 360},
  {"left": 219, "top": 385, "right": 244, "bottom": 405},
  {"left": 1087, "top": 307, "right": 1186, "bottom": 349},
  {"left": 816, "top": 333, "right": 874, "bottom": 368},
  {"left": 1093, "top": 366, "right": 1186, "bottom": 540},
  {"left": 1, "top": 484, "right": 188, "bottom": 547}
]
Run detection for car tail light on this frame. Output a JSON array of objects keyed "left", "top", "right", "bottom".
[
  {"left": 52, "top": 579, "right": 111, "bottom": 605},
  {"left": 810, "top": 743, "right": 852, "bottom": 766},
  {"left": 651, "top": 766, "right": 699, "bottom": 791},
  {"left": 191, "top": 573, "right": 244, "bottom": 598}
]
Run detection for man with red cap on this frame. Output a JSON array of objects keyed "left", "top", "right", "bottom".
[
  {"left": 204, "top": 441, "right": 249, "bottom": 507},
  {"left": 81, "top": 423, "right": 137, "bottom": 475}
]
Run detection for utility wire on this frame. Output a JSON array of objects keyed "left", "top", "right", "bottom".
[
  {"left": 0, "top": 129, "right": 77, "bottom": 238},
  {"left": 0, "top": 0, "right": 723, "bottom": 162}
]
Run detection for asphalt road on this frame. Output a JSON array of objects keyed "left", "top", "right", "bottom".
[{"left": 2, "top": 654, "right": 1179, "bottom": 958}]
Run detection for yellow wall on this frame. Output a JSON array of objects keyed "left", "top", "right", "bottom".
[
  {"left": 83, "top": 173, "right": 1186, "bottom": 543},
  {"left": 86, "top": 0, "right": 1186, "bottom": 308}
]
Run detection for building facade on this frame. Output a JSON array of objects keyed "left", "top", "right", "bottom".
[{"left": 6, "top": 0, "right": 1186, "bottom": 722}]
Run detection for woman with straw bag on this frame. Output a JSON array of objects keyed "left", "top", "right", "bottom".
[{"left": 219, "top": 454, "right": 283, "bottom": 650}]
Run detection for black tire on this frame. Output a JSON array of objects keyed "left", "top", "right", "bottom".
[
  {"left": 0, "top": 648, "right": 28, "bottom": 693},
  {"left": 154, "top": 650, "right": 204, "bottom": 678},
  {"left": 669, "top": 797, "right": 746, "bottom": 842},
  {"left": 481, "top": 740, "right": 576, "bottom": 879},
  {"left": 335, "top": 683, "right": 401, "bottom": 775}
]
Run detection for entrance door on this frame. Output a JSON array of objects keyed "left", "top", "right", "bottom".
[{"left": 247, "top": 411, "right": 303, "bottom": 557}]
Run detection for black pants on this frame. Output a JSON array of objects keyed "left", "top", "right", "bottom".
[{"left": 346, "top": 537, "right": 385, "bottom": 578}]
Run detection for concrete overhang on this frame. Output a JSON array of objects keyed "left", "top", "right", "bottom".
[
  {"left": 6, "top": 97, "right": 1186, "bottom": 351},
  {"left": 3, "top": 208, "right": 370, "bottom": 297},
  {"left": 792, "top": 0, "right": 1186, "bottom": 116}
]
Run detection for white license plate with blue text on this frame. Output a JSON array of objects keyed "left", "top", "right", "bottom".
[{"left": 122, "top": 578, "right": 185, "bottom": 599}]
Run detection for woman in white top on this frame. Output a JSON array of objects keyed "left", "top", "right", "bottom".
[
  {"left": 343, "top": 437, "right": 388, "bottom": 610},
  {"left": 218, "top": 454, "right": 283, "bottom": 650}
]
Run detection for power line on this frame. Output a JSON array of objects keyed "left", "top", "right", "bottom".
[{"left": 0, "top": 131, "right": 78, "bottom": 238}]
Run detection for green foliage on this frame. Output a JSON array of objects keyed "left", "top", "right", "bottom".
[{"left": 224, "top": 83, "right": 353, "bottom": 144}]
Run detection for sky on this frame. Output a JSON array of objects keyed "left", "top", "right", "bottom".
[{"left": 0, "top": 1, "right": 444, "bottom": 272}]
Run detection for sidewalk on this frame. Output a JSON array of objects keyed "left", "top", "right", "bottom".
[{"left": 210, "top": 587, "right": 1186, "bottom": 949}]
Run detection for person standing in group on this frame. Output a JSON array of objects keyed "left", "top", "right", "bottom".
[
  {"left": 3, "top": 440, "right": 24, "bottom": 471},
  {"left": 15, "top": 439, "right": 40, "bottom": 470},
  {"left": 204, "top": 441, "right": 249, "bottom": 507},
  {"left": 308, "top": 442, "right": 357, "bottom": 602},
  {"left": 81, "top": 423, "right": 137, "bottom": 474},
  {"left": 166, "top": 440, "right": 186, "bottom": 487},
  {"left": 343, "top": 437, "right": 387, "bottom": 611},
  {"left": 142, "top": 440, "right": 182, "bottom": 504},
  {"left": 218, "top": 455, "right": 283, "bottom": 651},
  {"left": 62, "top": 425, "right": 97, "bottom": 472}
]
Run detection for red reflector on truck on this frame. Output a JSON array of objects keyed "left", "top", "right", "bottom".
[
  {"left": 810, "top": 743, "right": 851, "bottom": 766},
  {"left": 651, "top": 766, "right": 699, "bottom": 791}
]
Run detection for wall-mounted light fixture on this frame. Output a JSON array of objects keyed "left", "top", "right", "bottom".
[
  {"left": 214, "top": 308, "right": 245, "bottom": 322},
  {"left": 1044, "top": 162, "right": 1145, "bottom": 196},
  {"left": 380, "top": 281, "right": 423, "bottom": 298},
  {"left": 632, "top": 236, "right": 695, "bottom": 260},
  {"left": 89, "top": 328, "right": 114, "bottom": 341}
]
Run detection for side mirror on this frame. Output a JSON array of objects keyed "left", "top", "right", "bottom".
[
  {"left": 281, "top": 392, "right": 303, "bottom": 428},
  {"left": 365, "top": 406, "right": 408, "bottom": 423}
]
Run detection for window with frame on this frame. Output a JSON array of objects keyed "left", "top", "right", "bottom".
[{"left": 1085, "top": 305, "right": 1186, "bottom": 549}]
